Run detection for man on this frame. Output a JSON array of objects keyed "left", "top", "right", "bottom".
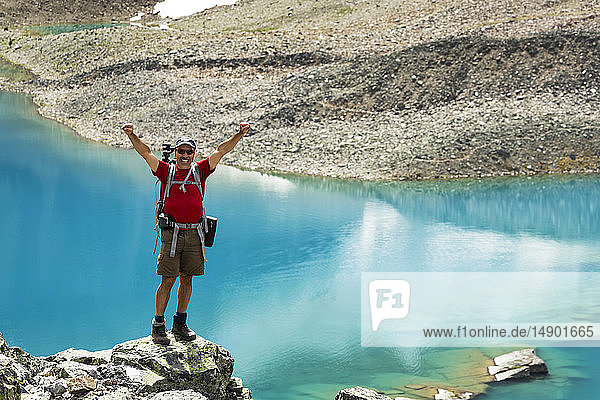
[{"left": 122, "top": 123, "right": 250, "bottom": 345}]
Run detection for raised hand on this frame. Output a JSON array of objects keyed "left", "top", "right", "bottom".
[
  {"left": 122, "top": 123, "right": 134, "bottom": 136},
  {"left": 239, "top": 123, "right": 253, "bottom": 136},
  {"left": 239, "top": 123, "right": 250, "bottom": 134}
]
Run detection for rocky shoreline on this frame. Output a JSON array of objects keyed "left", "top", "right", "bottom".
[{"left": 0, "top": 1, "right": 599, "bottom": 181}]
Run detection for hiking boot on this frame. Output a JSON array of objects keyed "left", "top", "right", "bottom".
[
  {"left": 172, "top": 321, "right": 197, "bottom": 341},
  {"left": 151, "top": 318, "right": 170, "bottom": 345}
]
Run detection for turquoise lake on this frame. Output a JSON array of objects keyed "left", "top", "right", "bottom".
[
  {"left": 24, "top": 23, "right": 125, "bottom": 35},
  {"left": 1, "top": 90, "right": 599, "bottom": 399}
]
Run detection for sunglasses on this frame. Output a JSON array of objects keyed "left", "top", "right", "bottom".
[{"left": 177, "top": 149, "right": 195, "bottom": 155}]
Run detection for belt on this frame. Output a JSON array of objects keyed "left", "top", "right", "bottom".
[
  {"left": 173, "top": 222, "right": 200, "bottom": 230},
  {"left": 169, "top": 222, "right": 207, "bottom": 260}
]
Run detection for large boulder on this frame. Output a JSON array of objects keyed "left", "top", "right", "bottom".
[
  {"left": 487, "top": 349, "right": 548, "bottom": 382},
  {"left": 110, "top": 334, "right": 234, "bottom": 397},
  {"left": 0, "top": 331, "right": 251, "bottom": 400}
]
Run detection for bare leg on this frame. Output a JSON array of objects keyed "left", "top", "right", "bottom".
[
  {"left": 156, "top": 276, "right": 177, "bottom": 317},
  {"left": 177, "top": 273, "right": 193, "bottom": 314}
]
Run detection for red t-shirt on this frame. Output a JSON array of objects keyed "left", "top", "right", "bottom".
[{"left": 153, "top": 158, "right": 215, "bottom": 223}]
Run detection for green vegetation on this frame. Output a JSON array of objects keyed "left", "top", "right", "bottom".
[
  {"left": 337, "top": 6, "right": 354, "bottom": 16},
  {"left": 243, "top": 26, "right": 279, "bottom": 33},
  {"left": 0, "top": 56, "right": 34, "bottom": 81}
]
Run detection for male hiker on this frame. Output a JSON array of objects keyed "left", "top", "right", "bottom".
[{"left": 122, "top": 123, "right": 250, "bottom": 344}]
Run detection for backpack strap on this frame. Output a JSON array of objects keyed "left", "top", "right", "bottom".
[
  {"left": 154, "top": 163, "right": 176, "bottom": 255},
  {"left": 191, "top": 163, "right": 204, "bottom": 199},
  {"left": 164, "top": 163, "right": 176, "bottom": 199},
  {"left": 191, "top": 163, "right": 209, "bottom": 233}
]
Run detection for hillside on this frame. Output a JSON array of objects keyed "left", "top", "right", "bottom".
[
  {"left": 0, "top": 0, "right": 155, "bottom": 26},
  {"left": 0, "top": 0, "right": 599, "bottom": 180}
]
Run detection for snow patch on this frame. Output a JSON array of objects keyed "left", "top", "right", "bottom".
[
  {"left": 153, "top": 0, "right": 238, "bottom": 19},
  {"left": 130, "top": 12, "right": 144, "bottom": 22}
]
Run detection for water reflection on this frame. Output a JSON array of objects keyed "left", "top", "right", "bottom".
[{"left": 280, "top": 173, "right": 600, "bottom": 241}]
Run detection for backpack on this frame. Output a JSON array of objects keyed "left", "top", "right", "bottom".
[{"left": 153, "top": 163, "right": 217, "bottom": 255}]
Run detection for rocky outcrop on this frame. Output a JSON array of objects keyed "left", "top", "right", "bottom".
[
  {"left": 334, "top": 348, "right": 547, "bottom": 400},
  {"left": 0, "top": 331, "right": 251, "bottom": 400},
  {"left": 0, "top": 332, "right": 50, "bottom": 400}
]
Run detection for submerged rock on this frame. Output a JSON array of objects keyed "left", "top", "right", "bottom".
[{"left": 0, "top": 331, "right": 251, "bottom": 400}]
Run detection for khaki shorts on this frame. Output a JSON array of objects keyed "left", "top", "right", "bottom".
[{"left": 157, "top": 229, "right": 205, "bottom": 276}]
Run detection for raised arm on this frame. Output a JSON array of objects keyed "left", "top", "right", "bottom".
[
  {"left": 208, "top": 123, "right": 250, "bottom": 170},
  {"left": 122, "top": 124, "right": 159, "bottom": 173}
]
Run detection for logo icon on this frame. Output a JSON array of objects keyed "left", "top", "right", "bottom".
[{"left": 368, "top": 279, "right": 411, "bottom": 331}]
